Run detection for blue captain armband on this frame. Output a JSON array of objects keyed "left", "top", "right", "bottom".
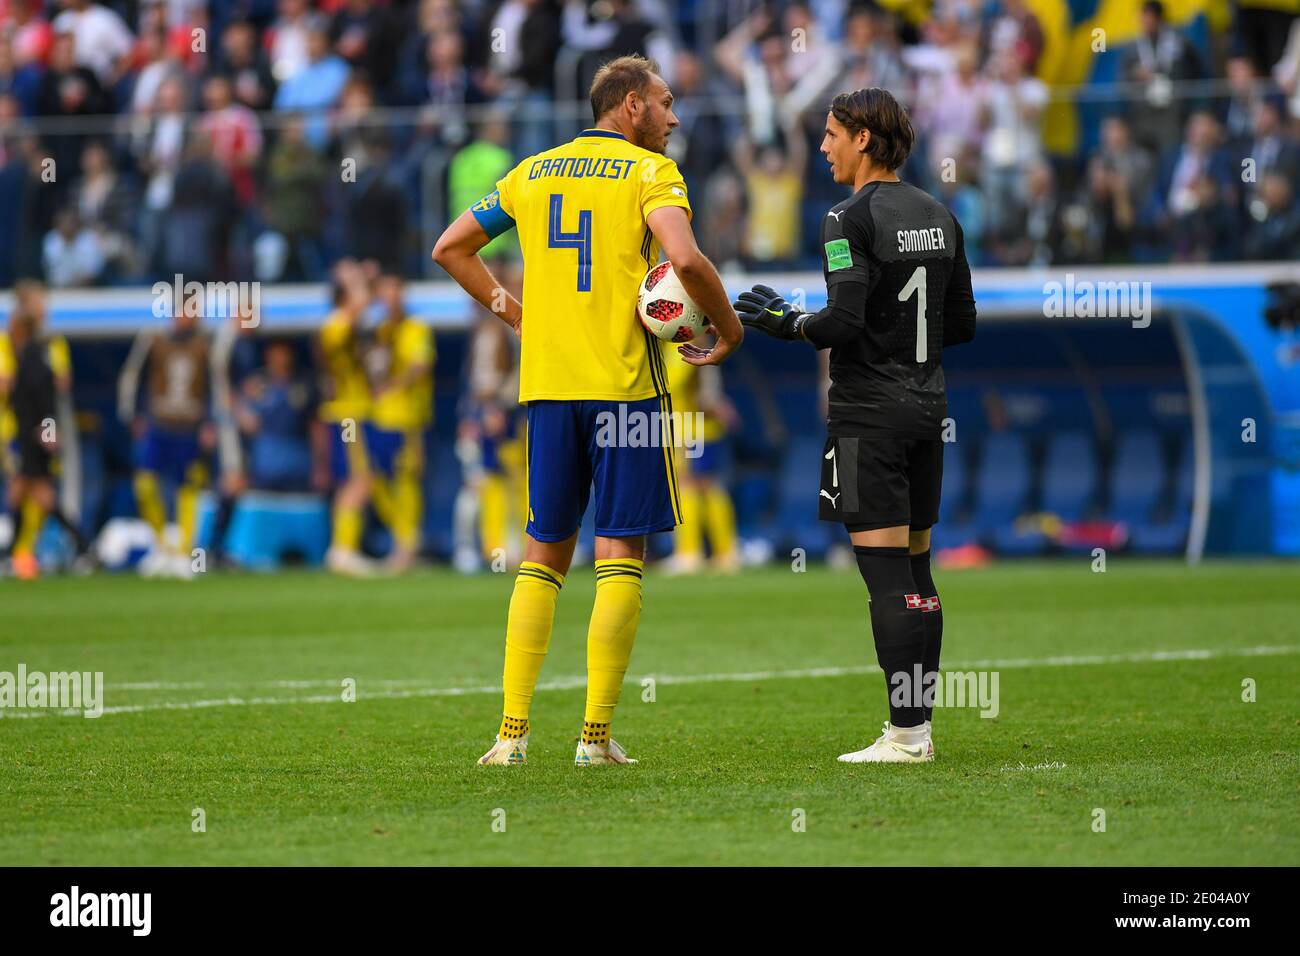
[{"left": 470, "top": 190, "right": 515, "bottom": 239}]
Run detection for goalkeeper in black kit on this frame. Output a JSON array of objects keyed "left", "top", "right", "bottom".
[{"left": 737, "top": 88, "right": 976, "bottom": 763}]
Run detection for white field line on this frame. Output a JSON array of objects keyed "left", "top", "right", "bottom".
[
  {"left": 114, "top": 679, "right": 438, "bottom": 690},
  {"left": 2, "top": 644, "right": 1296, "bottom": 719},
  {"left": 102, "top": 643, "right": 1299, "bottom": 692}
]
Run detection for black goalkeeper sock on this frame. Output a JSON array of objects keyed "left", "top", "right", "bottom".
[
  {"left": 49, "top": 508, "right": 90, "bottom": 555},
  {"left": 210, "top": 494, "right": 237, "bottom": 560},
  {"left": 4, "top": 504, "right": 24, "bottom": 560},
  {"left": 854, "top": 545, "right": 926, "bottom": 729},
  {"left": 910, "top": 549, "right": 943, "bottom": 723}
]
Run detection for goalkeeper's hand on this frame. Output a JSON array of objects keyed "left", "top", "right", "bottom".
[{"left": 732, "top": 284, "right": 807, "bottom": 341}]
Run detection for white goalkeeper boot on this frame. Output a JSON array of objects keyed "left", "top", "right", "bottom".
[
  {"left": 478, "top": 734, "right": 528, "bottom": 766},
  {"left": 838, "top": 722, "right": 934, "bottom": 763},
  {"left": 574, "top": 738, "right": 637, "bottom": 766}
]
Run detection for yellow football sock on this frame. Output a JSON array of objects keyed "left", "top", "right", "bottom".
[
  {"left": 478, "top": 473, "right": 507, "bottom": 559},
  {"left": 499, "top": 436, "right": 528, "bottom": 538},
  {"left": 500, "top": 561, "right": 565, "bottom": 730},
  {"left": 133, "top": 471, "right": 166, "bottom": 538},
  {"left": 674, "top": 486, "right": 704, "bottom": 560},
  {"left": 14, "top": 497, "right": 45, "bottom": 556},
  {"left": 332, "top": 503, "right": 363, "bottom": 552},
  {"left": 582, "top": 718, "right": 610, "bottom": 747},
  {"left": 392, "top": 470, "right": 422, "bottom": 552},
  {"left": 498, "top": 714, "right": 529, "bottom": 740},
  {"left": 176, "top": 481, "right": 201, "bottom": 556},
  {"left": 584, "top": 558, "right": 644, "bottom": 731},
  {"left": 508, "top": 453, "right": 528, "bottom": 541},
  {"left": 703, "top": 485, "right": 738, "bottom": 560}
]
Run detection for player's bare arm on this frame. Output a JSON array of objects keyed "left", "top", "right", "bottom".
[
  {"left": 431, "top": 211, "right": 524, "bottom": 334},
  {"left": 647, "top": 205, "right": 743, "bottom": 366}
]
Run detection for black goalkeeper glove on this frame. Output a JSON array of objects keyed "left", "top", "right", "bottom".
[{"left": 733, "top": 284, "right": 808, "bottom": 341}]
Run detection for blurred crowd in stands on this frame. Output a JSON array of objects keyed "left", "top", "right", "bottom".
[{"left": 0, "top": 0, "right": 1298, "bottom": 289}]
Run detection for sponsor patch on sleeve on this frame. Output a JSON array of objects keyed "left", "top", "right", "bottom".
[{"left": 824, "top": 238, "right": 853, "bottom": 272}]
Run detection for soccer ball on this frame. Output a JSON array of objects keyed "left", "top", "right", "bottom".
[{"left": 637, "top": 262, "right": 708, "bottom": 343}]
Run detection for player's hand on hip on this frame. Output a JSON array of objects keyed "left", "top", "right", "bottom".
[{"left": 733, "top": 284, "right": 806, "bottom": 341}]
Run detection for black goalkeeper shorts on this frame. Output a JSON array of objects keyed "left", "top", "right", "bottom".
[
  {"left": 11, "top": 435, "right": 53, "bottom": 480},
  {"left": 817, "top": 435, "right": 943, "bottom": 532}
]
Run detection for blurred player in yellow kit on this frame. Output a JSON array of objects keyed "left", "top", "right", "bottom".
[
  {"left": 1, "top": 281, "right": 86, "bottom": 579},
  {"left": 364, "top": 273, "right": 435, "bottom": 573},
  {"left": 433, "top": 54, "right": 743, "bottom": 766},
  {"left": 319, "top": 261, "right": 375, "bottom": 577},
  {"left": 118, "top": 290, "right": 213, "bottom": 578},
  {"left": 454, "top": 298, "right": 527, "bottom": 572},
  {"left": 661, "top": 335, "right": 740, "bottom": 574}
]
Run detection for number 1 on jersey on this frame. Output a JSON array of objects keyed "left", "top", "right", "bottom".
[
  {"left": 898, "top": 265, "right": 927, "bottom": 363},
  {"left": 547, "top": 194, "right": 593, "bottom": 292}
]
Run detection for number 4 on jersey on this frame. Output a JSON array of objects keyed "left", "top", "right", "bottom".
[{"left": 547, "top": 194, "right": 593, "bottom": 292}]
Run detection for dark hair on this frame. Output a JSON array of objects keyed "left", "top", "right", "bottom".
[
  {"left": 1142, "top": 1, "right": 1164, "bottom": 20},
  {"left": 829, "top": 87, "right": 914, "bottom": 171},
  {"left": 589, "top": 54, "right": 660, "bottom": 122}
]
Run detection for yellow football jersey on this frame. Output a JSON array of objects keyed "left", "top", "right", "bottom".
[
  {"left": 0, "top": 332, "right": 13, "bottom": 443},
  {"left": 318, "top": 310, "right": 371, "bottom": 424},
  {"left": 474, "top": 129, "right": 692, "bottom": 403},
  {"left": 368, "top": 316, "right": 435, "bottom": 432},
  {"left": 0, "top": 332, "right": 70, "bottom": 442},
  {"left": 48, "top": 335, "right": 71, "bottom": 379}
]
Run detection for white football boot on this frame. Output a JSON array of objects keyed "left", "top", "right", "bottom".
[
  {"left": 478, "top": 734, "right": 528, "bottom": 766},
  {"left": 137, "top": 548, "right": 172, "bottom": 578},
  {"left": 574, "top": 738, "right": 637, "bottom": 766},
  {"left": 326, "top": 547, "right": 377, "bottom": 578},
  {"left": 837, "top": 722, "right": 934, "bottom": 764},
  {"left": 662, "top": 554, "right": 703, "bottom": 577},
  {"left": 169, "top": 551, "right": 196, "bottom": 580}
]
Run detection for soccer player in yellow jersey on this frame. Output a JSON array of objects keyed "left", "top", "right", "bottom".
[
  {"left": 459, "top": 301, "right": 526, "bottom": 570},
  {"left": 319, "top": 266, "right": 376, "bottom": 577},
  {"left": 662, "top": 336, "right": 741, "bottom": 574},
  {"left": 434, "top": 54, "right": 744, "bottom": 766},
  {"left": 364, "top": 273, "right": 435, "bottom": 573}
]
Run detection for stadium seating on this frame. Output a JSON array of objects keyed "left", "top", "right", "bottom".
[
  {"left": 1129, "top": 436, "right": 1193, "bottom": 554},
  {"left": 1040, "top": 431, "right": 1099, "bottom": 524},
  {"left": 934, "top": 441, "right": 976, "bottom": 549},
  {"left": 973, "top": 433, "right": 1039, "bottom": 554},
  {"left": 1110, "top": 429, "right": 1165, "bottom": 527}
]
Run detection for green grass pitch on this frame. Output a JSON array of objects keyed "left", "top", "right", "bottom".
[{"left": 1, "top": 561, "right": 1297, "bottom": 866}]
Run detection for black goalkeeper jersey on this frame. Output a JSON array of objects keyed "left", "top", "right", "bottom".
[
  {"left": 818, "top": 179, "right": 976, "bottom": 439},
  {"left": 12, "top": 339, "right": 56, "bottom": 441}
]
